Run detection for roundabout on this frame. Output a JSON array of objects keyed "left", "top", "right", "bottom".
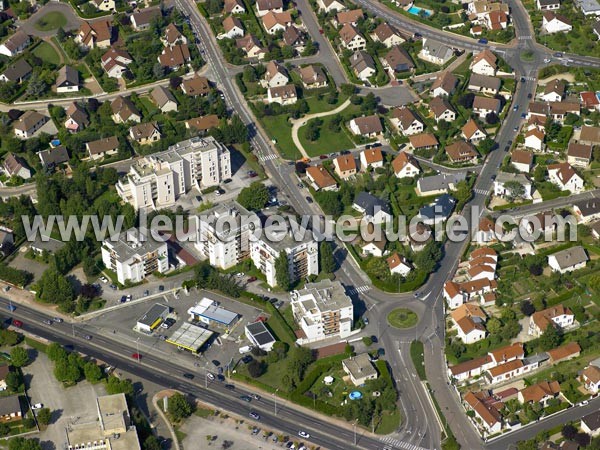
[{"left": 387, "top": 308, "right": 419, "bottom": 329}]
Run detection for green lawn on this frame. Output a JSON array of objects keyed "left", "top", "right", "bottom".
[
  {"left": 388, "top": 308, "right": 418, "bottom": 329},
  {"left": 376, "top": 409, "right": 401, "bottom": 434},
  {"left": 304, "top": 92, "right": 348, "bottom": 115},
  {"left": 260, "top": 114, "right": 301, "bottom": 160},
  {"left": 299, "top": 117, "right": 354, "bottom": 157},
  {"left": 34, "top": 11, "right": 67, "bottom": 31},
  {"left": 410, "top": 340, "right": 426, "bottom": 380},
  {"left": 32, "top": 42, "right": 60, "bottom": 65}
]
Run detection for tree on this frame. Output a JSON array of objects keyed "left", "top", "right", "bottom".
[
  {"left": 37, "top": 264, "right": 75, "bottom": 305},
  {"left": 56, "top": 27, "right": 66, "bottom": 42},
  {"left": 47, "top": 343, "right": 68, "bottom": 362},
  {"left": 10, "top": 347, "right": 29, "bottom": 368},
  {"left": 247, "top": 359, "right": 265, "bottom": 377},
  {"left": 5, "top": 371, "right": 22, "bottom": 392},
  {"left": 106, "top": 376, "right": 134, "bottom": 396},
  {"left": 8, "top": 437, "right": 43, "bottom": 450},
  {"left": 340, "top": 84, "right": 356, "bottom": 96},
  {"left": 485, "top": 112, "right": 499, "bottom": 125},
  {"left": 304, "top": 120, "right": 320, "bottom": 141},
  {"left": 562, "top": 424, "right": 578, "bottom": 440},
  {"left": 167, "top": 393, "right": 193, "bottom": 421},
  {"left": 0, "top": 423, "right": 10, "bottom": 436},
  {"left": 539, "top": 323, "right": 561, "bottom": 351},
  {"left": 84, "top": 362, "right": 103, "bottom": 383},
  {"left": 319, "top": 241, "right": 336, "bottom": 273},
  {"left": 153, "top": 63, "right": 165, "bottom": 80},
  {"left": 275, "top": 251, "right": 291, "bottom": 290},
  {"left": 520, "top": 300, "right": 535, "bottom": 316},
  {"left": 478, "top": 138, "right": 495, "bottom": 155},
  {"left": 534, "top": 165, "right": 546, "bottom": 183},
  {"left": 237, "top": 182, "right": 269, "bottom": 211},
  {"left": 143, "top": 436, "right": 162, "bottom": 450},
  {"left": 504, "top": 181, "right": 525, "bottom": 201},
  {"left": 453, "top": 180, "right": 472, "bottom": 205},
  {"left": 36, "top": 408, "right": 51, "bottom": 426},
  {"left": 486, "top": 318, "right": 502, "bottom": 334}
]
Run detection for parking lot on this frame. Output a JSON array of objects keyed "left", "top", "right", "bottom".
[
  {"left": 23, "top": 351, "right": 108, "bottom": 450},
  {"left": 84, "top": 288, "right": 268, "bottom": 374}
]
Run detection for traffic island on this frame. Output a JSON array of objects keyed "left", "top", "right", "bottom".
[{"left": 387, "top": 308, "right": 418, "bottom": 329}]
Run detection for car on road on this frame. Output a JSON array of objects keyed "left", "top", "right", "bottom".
[
  {"left": 120, "top": 296, "right": 127, "bottom": 303},
  {"left": 132, "top": 353, "right": 142, "bottom": 360},
  {"left": 363, "top": 317, "right": 369, "bottom": 325},
  {"left": 240, "top": 395, "right": 252, "bottom": 402},
  {"left": 521, "top": 113, "right": 527, "bottom": 119},
  {"left": 520, "top": 77, "right": 525, "bottom": 82},
  {"left": 513, "top": 127, "right": 519, "bottom": 132},
  {"left": 32, "top": 403, "right": 43, "bottom": 410},
  {"left": 212, "top": 360, "right": 221, "bottom": 367},
  {"left": 158, "top": 335, "right": 166, "bottom": 341},
  {"left": 413, "top": 32, "right": 422, "bottom": 40},
  {"left": 6, "top": 304, "right": 15, "bottom": 312},
  {"left": 53, "top": 317, "right": 63, "bottom": 323},
  {"left": 43, "top": 319, "right": 52, "bottom": 325},
  {"left": 527, "top": 93, "right": 532, "bottom": 99},
  {"left": 84, "top": 335, "right": 92, "bottom": 340},
  {"left": 207, "top": 373, "right": 215, "bottom": 381},
  {"left": 183, "top": 373, "right": 195, "bottom": 379},
  {"left": 298, "top": 431, "right": 310, "bottom": 439},
  {"left": 12, "top": 319, "right": 22, "bottom": 328},
  {"left": 251, "top": 394, "right": 261, "bottom": 400},
  {"left": 225, "top": 384, "right": 235, "bottom": 390},
  {"left": 158, "top": 285, "right": 165, "bottom": 292},
  {"left": 217, "top": 374, "right": 225, "bottom": 382},
  {"left": 249, "top": 411, "right": 260, "bottom": 420},
  {"left": 513, "top": 105, "right": 519, "bottom": 111},
  {"left": 478, "top": 38, "right": 488, "bottom": 44},
  {"left": 305, "top": 196, "right": 313, "bottom": 204},
  {"left": 553, "top": 52, "right": 563, "bottom": 57}
]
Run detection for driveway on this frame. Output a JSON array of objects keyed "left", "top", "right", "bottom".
[
  {"left": 9, "top": 249, "right": 47, "bottom": 282},
  {"left": 359, "top": 85, "right": 418, "bottom": 107},
  {"left": 18, "top": 3, "right": 83, "bottom": 38}
]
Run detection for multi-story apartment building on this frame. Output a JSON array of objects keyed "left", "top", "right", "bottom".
[
  {"left": 117, "top": 136, "right": 231, "bottom": 210},
  {"left": 250, "top": 227, "right": 318, "bottom": 287},
  {"left": 291, "top": 280, "right": 353, "bottom": 342},
  {"left": 196, "top": 201, "right": 254, "bottom": 270},
  {"left": 101, "top": 228, "right": 169, "bottom": 284}
]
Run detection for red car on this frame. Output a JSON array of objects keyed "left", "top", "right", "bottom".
[
  {"left": 12, "top": 319, "right": 22, "bottom": 328},
  {"left": 247, "top": 276, "right": 257, "bottom": 282},
  {"left": 132, "top": 353, "right": 142, "bottom": 360}
]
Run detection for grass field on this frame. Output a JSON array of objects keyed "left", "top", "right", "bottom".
[
  {"left": 35, "top": 11, "right": 67, "bottom": 31},
  {"left": 260, "top": 114, "right": 301, "bottom": 160},
  {"left": 387, "top": 308, "right": 418, "bottom": 329},
  {"left": 33, "top": 42, "right": 60, "bottom": 65},
  {"left": 299, "top": 117, "right": 354, "bottom": 157}
]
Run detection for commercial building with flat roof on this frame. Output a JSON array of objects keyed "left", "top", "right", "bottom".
[
  {"left": 188, "top": 297, "right": 239, "bottom": 328},
  {"left": 166, "top": 322, "right": 214, "bottom": 353},
  {"left": 245, "top": 321, "right": 276, "bottom": 351},
  {"left": 136, "top": 304, "right": 170, "bottom": 333}
]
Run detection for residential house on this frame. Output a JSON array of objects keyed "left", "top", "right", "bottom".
[
  {"left": 370, "top": 23, "right": 404, "bottom": 47},
  {"left": 262, "top": 11, "right": 292, "bottom": 35},
  {"left": 151, "top": 86, "right": 178, "bottom": 113},
  {"left": 573, "top": 199, "right": 600, "bottom": 223},
  {"left": 333, "top": 154, "right": 357, "bottom": 179},
  {"left": 392, "top": 151, "right": 421, "bottom": 179},
  {"left": 484, "top": 10, "right": 508, "bottom": 30},
  {"left": 86, "top": 136, "right": 119, "bottom": 161},
  {"left": 407, "top": 222, "right": 432, "bottom": 253},
  {"left": 158, "top": 44, "right": 191, "bottom": 70},
  {"left": 360, "top": 148, "right": 384, "bottom": 170},
  {"left": 111, "top": 96, "right": 141, "bottom": 124},
  {"left": 581, "top": 91, "right": 600, "bottom": 111},
  {"left": 306, "top": 165, "right": 337, "bottom": 191},
  {"left": 297, "top": 65, "right": 327, "bottom": 89},
  {"left": 390, "top": 107, "right": 423, "bottom": 135},
  {"left": 548, "top": 246, "right": 588, "bottom": 274},
  {"left": 162, "top": 23, "right": 187, "bottom": 48},
  {"left": 546, "top": 342, "right": 581, "bottom": 364},
  {"left": 130, "top": 7, "right": 162, "bottom": 31},
  {"left": 431, "top": 71, "right": 458, "bottom": 97},
  {"left": 581, "top": 411, "right": 600, "bottom": 437},
  {"left": 339, "top": 24, "right": 366, "bottom": 50},
  {"left": 224, "top": 0, "right": 246, "bottom": 14},
  {"left": 518, "top": 381, "right": 561, "bottom": 406},
  {"left": 186, "top": 115, "right": 220, "bottom": 135},
  {"left": 342, "top": 353, "right": 378, "bottom": 386},
  {"left": 462, "top": 119, "right": 486, "bottom": 143},
  {"left": 582, "top": 365, "right": 600, "bottom": 394},
  {"left": 387, "top": 253, "right": 412, "bottom": 276},
  {"left": 236, "top": 35, "right": 266, "bottom": 59},
  {"left": 256, "top": 0, "right": 283, "bottom": 16},
  {"left": 353, "top": 191, "right": 392, "bottom": 223},
  {"left": 547, "top": 162, "right": 584, "bottom": 193},
  {"left": 0, "top": 59, "right": 32, "bottom": 83},
  {"left": 13, "top": 111, "right": 48, "bottom": 139},
  {"left": 451, "top": 303, "right": 487, "bottom": 344},
  {"left": 542, "top": 11, "right": 572, "bottom": 33},
  {"left": 524, "top": 127, "right": 545, "bottom": 151},
  {"left": 360, "top": 235, "right": 387, "bottom": 257},
  {"left": 267, "top": 84, "right": 297, "bottom": 105},
  {"left": 521, "top": 211, "right": 559, "bottom": 236},
  {"left": 542, "top": 79, "right": 567, "bottom": 102},
  {"left": 64, "top": 102, "right": 89, "bottom": 133},
  {"left": 473, "top": 96, "right": 501, "bottom": 119},
  {"left": 0, "top": 395, "right": 22, "bottom": 421},
  {"left": 0, "top": 30, "right": 29, "bottom": 57},
  {"left": 349, "top": 115, "right": 382, "bottom": 137},
  {"left": 493, "top": 171, "right": 532, "bottom": 199},
  {"left": 463, "top": 391, "right": 502, "bottom": 435},
  {"left": 416, "top": 172, "right": 465, "bottom": 196},
  {"left": 529, "top": 304, "right": 575, "bottom": 336},
  {"left": 448, "top": 356, "right": 492, "bottom": 383},
  {"left": 90, "top": 0, "right": 115, "bottom": 12},
  {"left": 467, "top": 73, "right": 501, "bottom": 95},
  {"left": 446, "top": 140, "right": 479, "bottom": 164},
  {"left": 55, "top": 65, "right": 79, "bottom": 93},
  {"left": 409, "top": 133, "right": 439, "bottom": 152},
  {"left": 334, "top": 9, "right": 363, "bottom": 26},
  {"left": 282, "top": 26, "right": 307, "bottom": 50},
  {"left": 3, "top": 153, "right": 30, "bottom": 179},
  {"left": 75, "top": 20, "right": 112, "bottom": 49},
  {"left": 444, "top": 281, "right": 466, "bottom": 309},
  {"left": 567, "top": 142, "right": 592, "bottom": 168},
  {"left": 418, "top": 194, "right": 456, "bottom": 225},
  {"left": 475, "top": 217, "right": 504, "bottom": 244},
  {"left": 579, "top": 125, "right": 600, "bottom": 146},
  {"left": 349, "top": 50, "right": 376, "bottom": 80},
  {"left": 101, "top": 48, "right": 133, "bottom": 78},
  {"left": 418, "top": 39, "right": 453, "bottom": 65},
  {"left": 39, "top": 146, "right": 69, "bottom": 170},
  {"left": 470, "top": 49, "right": 498, "bottom": 76},
  {"left": 129, "top": 122, "right": 161, "bottom": 145},
  {"left": 264, "top": 61, "right": 289, "bottom": 88},
  {"left": 429, "top": 97, "right": 456, "bottom": 122},
  {"left": 510, "top": 150, "right": 533, "bottom": 172},
  {"left": 317, "top": 0, "right": 346, "bottom": 12},
  {"left": 181, "top": 76, "right": 211, "bottom": 97},
  {"left": 537, "top": 0, "right": 560, "bottom": 9},
  {"left": 381, "top": 45, "right": 414, "bottom": 73}
]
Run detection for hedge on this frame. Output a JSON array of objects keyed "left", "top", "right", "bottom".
[{"left": 0, "top": 263, "right": 33, "bottom": 287}]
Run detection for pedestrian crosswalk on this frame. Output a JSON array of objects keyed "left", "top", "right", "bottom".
[
  {"left": 474, "top": 188, "right": 489, "bottom": 195},
  {"left": 517, "top": 35, "right": 532, "bottom": 40},
  {"left": 347, "top": 285, "right": 371, "bottom": 295},
  {"left": 259, "top": 153, "right": 278, "bottom": 162},
  {"left": 522, "top": 76, "right": 537, "bottom": 81},
  {"left": 380, "top": 436, "right": 429, "bottom": 450}
]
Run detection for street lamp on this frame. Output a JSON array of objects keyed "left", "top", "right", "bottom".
[
  {"left": 353, "top": 420, "right": 358, "bottom": 446},
  {"left": 136, "top": 338, "right": 140, "bottom": 363},
  {"left": 273, "top": 388, "right": 279, "bottom": 415}
]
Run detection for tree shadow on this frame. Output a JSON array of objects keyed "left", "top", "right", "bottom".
[{"left": 50, "top": 408, "right": 63, "bottom": 425}]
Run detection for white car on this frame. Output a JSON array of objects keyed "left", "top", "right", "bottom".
[
  {"left": 32, "top": 403, "right": 43, "bottom": 410},
  {"left": 207, "top": 373, "right": 215, "bottom": 381},
  {"left": 99, "top": 276, "right": 108, "bottom": 283},
  {"left": 298, "top": 431, "right": 310, "bottom": 439}
]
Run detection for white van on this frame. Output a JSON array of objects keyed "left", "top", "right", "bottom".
[{"left": 238, "top": 346, "right": 253, "bottom": 354}]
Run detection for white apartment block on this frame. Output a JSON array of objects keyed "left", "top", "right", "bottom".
[
  {"left": 291, "top": 280, "right": 353, "bottom": 343},
  {"left": 101, "top": 228, "right": 169, "bottom": 284},
  {"left": 116, "top": 136, "right": 231, "bottom": 210},
  {"left": 250, "top": 227, "right": 319, "bottom": 287},
  {"left": 196, "top": 201, "right": 254, "bottom": 270}
]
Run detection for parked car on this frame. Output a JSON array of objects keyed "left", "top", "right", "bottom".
[
  {"left": 242, "top": 355, "right": 253, "bottom": 364},
  {"left": 306, "top": 196, "right": 313, "bottom": 204},
  {"left": 225, "top": 384, "right": 235, "bottom": 390},
  {"left": 32, "top": 403, "right": 43, "bottom": 410},
  {"left": 158, "top": 285, "right": 165, "bottom": 292},
  {"left": 120, "top": 296, "right": 127, "bottom": 303},
  {"left": 319, "top": 155, "right": 328, "bottom": 159},
  {"left": 212, "top": 360, "right": 221, "bottom": 367},
  {"left": 110, "top": 284, "right": 117, "bottom": 290},
  {"left": 217, "top": 374, "right": 225, "bottom": 382},
  {"left": 99, "top": 276, "right": 108, "bottom": 283},
  {"left": 144, "top": 290, "right": 150, "bottom": 296},
  {"left": 84, "top": 335, "right": 92, "bottom": 340},
  {"left": 207, "top": 373, "right": 215, "bottom": 381},
  {"left": 247, "top": 170, "right": 257, "bottom": 178},
  {"left": 183, "top": 373, "right": 195, "bottom": 379},
  {"left": 12, "top": 319, "right": 22, "bottom": 328}
]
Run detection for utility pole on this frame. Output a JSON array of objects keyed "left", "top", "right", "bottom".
[
  {"left": 353, "top": 420, "right": 357, "bottom": 446},
  {"left": 136, "top": 338, "right": 140, "bottom": 363},
  {"left": 274, "top": 388, "right": 279, "bottom": 415}
]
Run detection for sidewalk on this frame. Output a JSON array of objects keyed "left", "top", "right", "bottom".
[{"left": 153, "top": 391, "right": 182, "bottom": 450}]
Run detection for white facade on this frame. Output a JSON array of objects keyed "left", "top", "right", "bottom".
[
  {"left": 548, "top": 165, "right": 584, "bottom": 193},
  {"left": 470, "top": 58, "right": 496, "bottom": 76},
  {"left": 542, "top": 15, "right": 572, "bottom": 33},
  {"left": 117, "top": 137, "right": 231, "bottom": 210},
  {"left": 101, "top": 228, "right": 169, "bottom": 284},
  {"left": 250, "top": 228, "right": 319, "bottom": 287}
]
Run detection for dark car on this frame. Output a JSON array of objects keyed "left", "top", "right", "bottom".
[
  {"left": 527, "top": 93, "right": 532, "bottom": 99},
  {"left": 183, "top": 373, "right": 195, "bottom": 379},
  {"left": 84, "top": 335, "right": 92, "bottom": 340},
  {"left": 371, "top": 335, "right": 378, "bottom": 343},
  {"left": 553, "top": 52, "right": 563, "bottom": 57},
  {"left": 319, "top": 155, "right": 328, "bottom": 159},
  {"left": 109, "top": 284, "right": 117, "bottom": 290},
  {"left": 120, "top": 296, "right": 127, "bottom": 303},
  {"left": 478, "top": 38, "right": 488, "bottom": 44},
  {"left": 225, "top": 384, "right": 235, "bottom": 390},
  {"left": 212, "top": 360, "right": 221, "bottom": 367},
  {"left": 217, "top": 374, "right": 225, "bottom": 382},
  {"left": 377, "top": 348, "right": 385, "bottom": 356},
  {"left": 158, "top": 285, "right": 165, "bottom": 292},
  {"left": 242, "top": 355, "right": 253, "bottom": 364},
  {"left": 306, "top": 196, "right": 313, "bottom": 204},
  {"left": 240, "top": 395, "right": 252, "bottom": 402}
]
